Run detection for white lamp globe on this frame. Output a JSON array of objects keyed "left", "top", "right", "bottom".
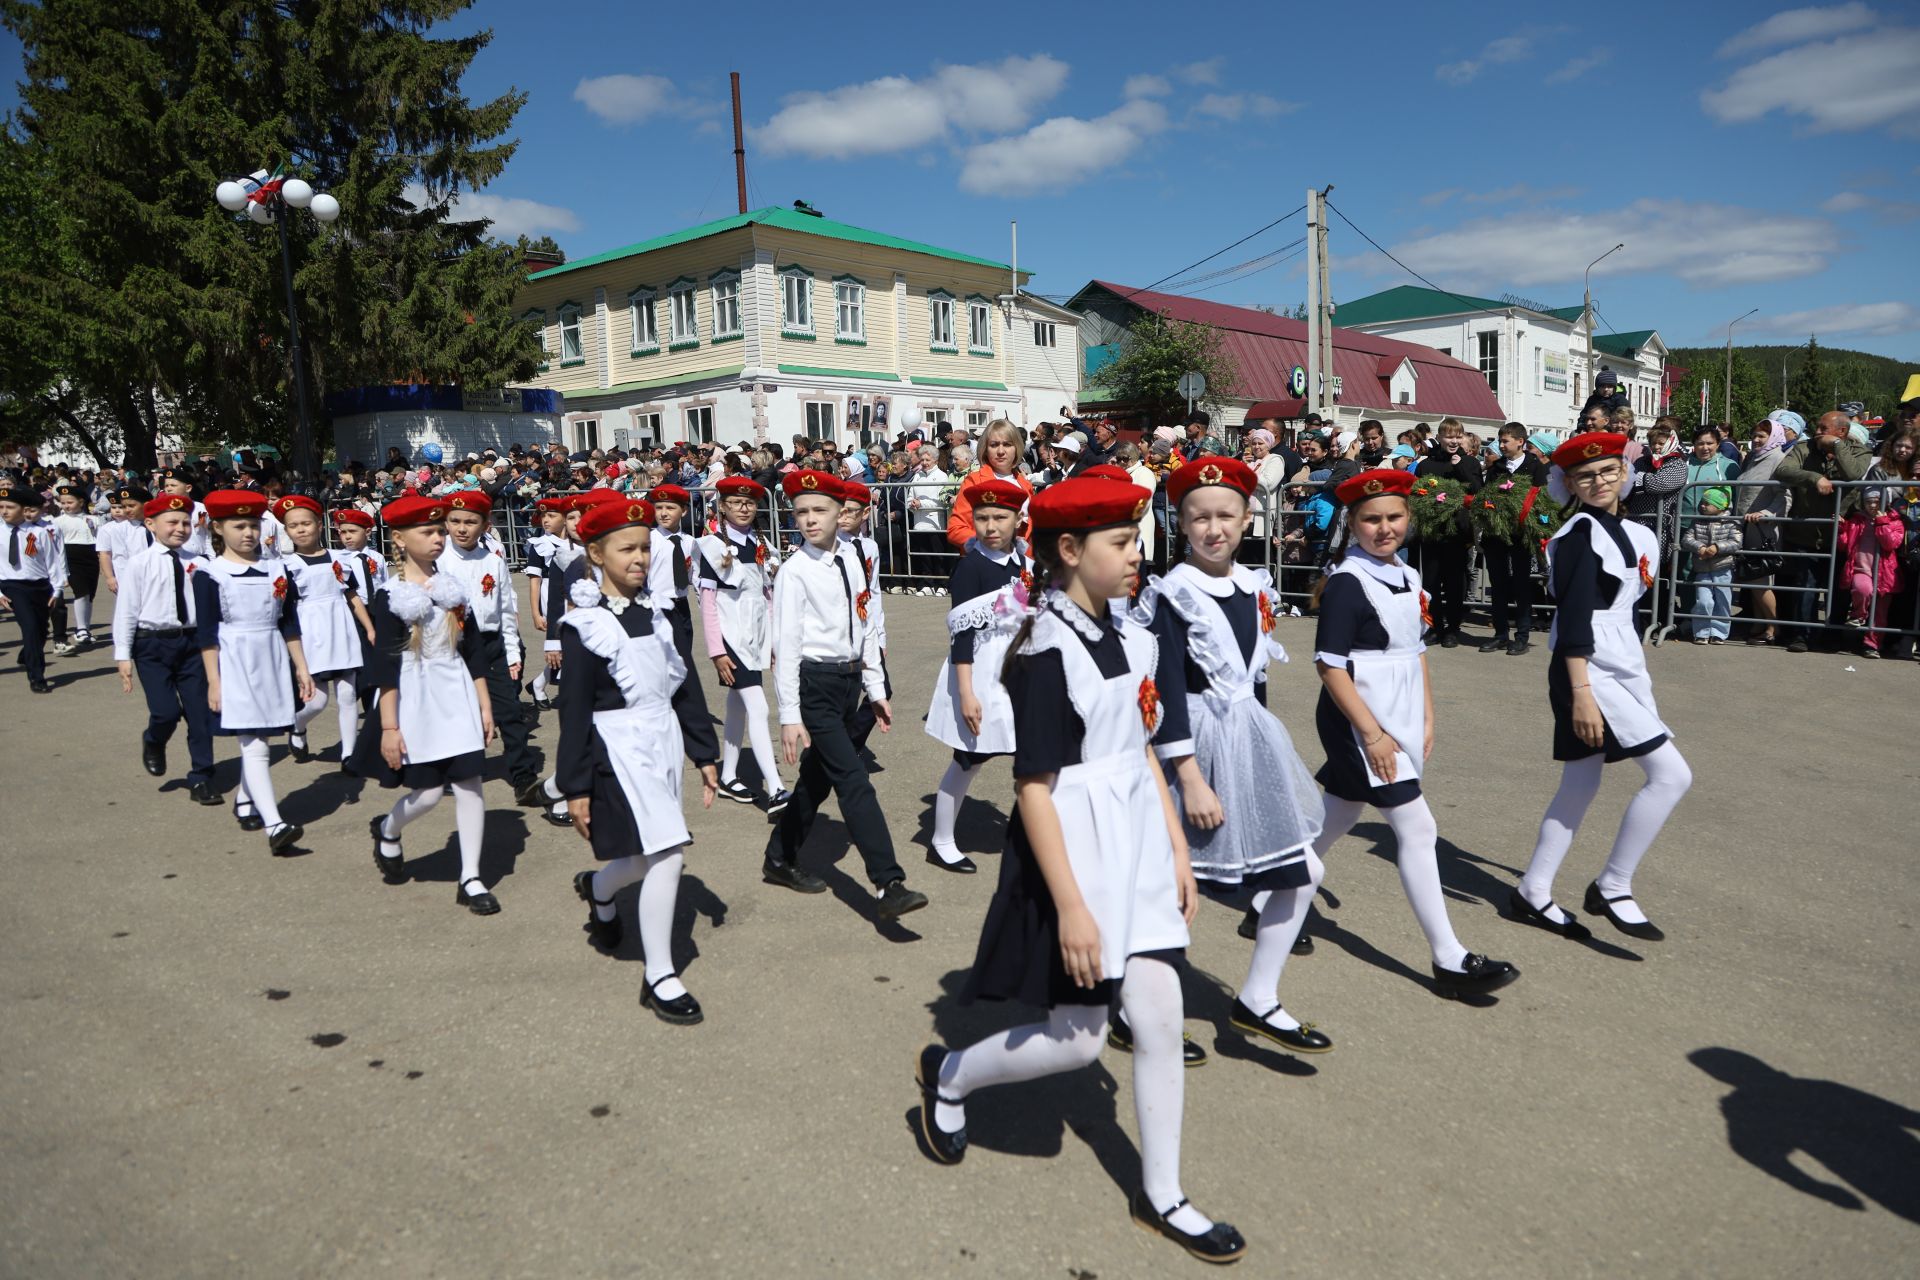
[
  {"left": 900, "top": 406, "right": 924, "bottom": 431},
  {"left": 309, "top": 193, "right": 341, "bottom": 223},
  {"left": 280, "top": 178, "right": 313, "bottom": 208},
  {"left": 246, "top": 200, "right": 273, "bottom": 225},
  {"left": 216, "top": 180, "right": 248, "bottom": 212}
]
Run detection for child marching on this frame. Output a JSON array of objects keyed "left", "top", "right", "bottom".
[
  {"left": 50, "top": 482, "right": 101, "bottom": 653},
  {"left": 522, "top": 495, "right": 571, "bottom": 708},
  {"left": 644, "top": 483, "right": 716, "bottom": 745},
  {"left": 272, "top": 496, "right": 374, "bottom": 765},
  {"left": 192, "top": 490, "right": 314, "bottom": 853},
  {"left": 331, "top": 508, "right": 386, "bottom": 718},
  {"left": 838, "top": 481, "right": 892, "bottom": 758},
  {"left": 97, "top": 483, "right": 155, "bottom": 610},
  {"left": 0, "top": 478, "right": 67, "bottom": 693},
  {"left": 695, "top": 475, "right": 791, "bottom": 814},
  {"left": 557, "top": 497, "right": 721, "bottom": 1024},
  {"left": 1512, "top": 434, "right": 1692, "bottom": 941},
  {"left": 922, "top": 476, "right": 1030, "bottom": 874},
  {"left": 349, "top": 494, "right": 501, "bottom": 914},
  {"left": 1309, "top": 470, "right": 1519, "bottom": 998},
  {"left": 530, "top": 491, "right": 614, "bottom": 826},
  {"left": 113, "top": 491, "right": 221, "bottom": 805},
  {"left": 914, "top": 475, "right": 1247, "bottom": 1265},
  {"left": 1135, "top": 456, "right": 1329, "bottom": 1051}
]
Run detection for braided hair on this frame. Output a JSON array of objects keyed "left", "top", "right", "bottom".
[{"left": 1001, "top": 529, "right": 1066, "bottom": 686}]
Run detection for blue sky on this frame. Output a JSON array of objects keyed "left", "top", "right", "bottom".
[{"left": 9, "top": 1, "right": 1920, "bottom": 360}]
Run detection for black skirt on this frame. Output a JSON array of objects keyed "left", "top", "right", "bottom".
[
  {"left": 722, "top": 639, "right": 762, "bottom": 689},
  {"left": 1547, "top": 654, "right": 1668, "bottom": 764},
  {"left": 345, "top": 727, "right": 485, "bottom": 790},
  {"left": 576, "top": 738, "right": 691, "bottom": 862},
  {"left": 1313, "top": 686, "right": 1421, "bottom": 807}
]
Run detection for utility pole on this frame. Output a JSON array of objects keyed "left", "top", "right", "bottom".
[
  {"left": 1305, "top": 187, "right": 1320, "bottom": 423},
  {"left": 1584, "top": 243, "right": 1624, "bottom": 406},
  {"left": 730, "top": 72, "right": 747, "bottom": 214},
  {"left": 1724, "top": 307, "right": 1757, "bottom": 427},
  {"left": 1318, "top": 184, "right": 1334, "bottom": 418}
]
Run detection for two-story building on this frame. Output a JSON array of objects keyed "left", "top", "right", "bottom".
[{"left": 509, "top": 205, "right": 1078, "bottom": 453}]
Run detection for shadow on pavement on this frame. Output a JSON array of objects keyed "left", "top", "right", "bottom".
[
  {"left": 582, "top": 872, "right": 728, "bottom": 980},
  {"left": 906, "top": 788, "right": 1007, "bottom": 858},
  {"left": 1690, "top": 1047, "right": 1920, "bottom": 1223},
  {"left": 795, "top": 815, "right": 923, "bottom": 942}
]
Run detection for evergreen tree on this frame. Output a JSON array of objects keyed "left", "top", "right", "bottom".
[
  {"left": 1787, "top": 334, "right": 1831, "bottom": 418},
  {"left": 1668, "top": 351, "right": 1774, "bottom": 434}
]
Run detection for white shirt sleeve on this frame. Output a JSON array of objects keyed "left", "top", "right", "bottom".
[
  {"left": 111, "top": 551, "right": 142, "bottom": 661},
  {"left": 498, "top": 552, "right": 521, "bottom": 666},
  {"left": 772, "top": 556, "right": 804, "bottom": 725}
]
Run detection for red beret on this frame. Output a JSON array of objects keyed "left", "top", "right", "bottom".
[
  {"left": 330, "top": 508, "right": 374, "bottom": 528},
  {"left": 1165, "top": 455, "right": 1255, "bottom": 508},
  {"left": 567, "top": 489, "right": 626, "bottom": 513},
  {"left": 203, "top": 489, "right": 269, "bottom": 520},
  {"left": 782, "top": 470, "right": 843, "bottom": 502},
  {"left": 969, "top": 478, "right": 1026, "bottom": 510},
  {"left": 1028, "top": 476, "right": 1151, "bottom": 533},
  {"left": 1078, "top": 464, "right": 1132, "bottom": 484},
  {"left": 535, "top": 495, "right": 572, "bottom": 514},
  {"left": 381, "top": 493, "right": 449, "bottom": 528},
  {"left": 1333, "top": 469, "right": 1416, "bottom": 507},
  {"left": 1552, "top": 432, "right": 1629, "bottom": 472},
  {"left": 144, "top": 493, "right": 193, "bottom": 519},
  {"left": 577, "top": 497, "right": 655, "bottom": 542},
  {"left": 269, "top": 495, "right": 323, "bottom": 519},
  {"left": 648, "top": 484, "right": 691, "bottom": 506},
  {"left": 716, "top": 475, "right": 767, "bottom": 500},
  {"left": 445, "top": 490, "right": 492, "bottom": 516},
  {"left": 839, "top": 479, "right": 872, "bottom": 505}
]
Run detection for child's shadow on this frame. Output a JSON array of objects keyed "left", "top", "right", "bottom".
[
  {"left": 909, "top": 788, "right": 1006, "bottom": 858},
  {"left": 584, "top": 872, "right": 729, "bottom": 980},
  {"left": 391, "top": 804, "right": 531, "bottom": 888},
  {"left": 802, "top": 816, "right": 923, "bottom": 943},
  {"left": 1179, "top": 959, "right": 1318, "bottom": 1076}
]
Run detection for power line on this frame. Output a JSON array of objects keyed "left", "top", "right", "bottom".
[
  {"left": 1183, "top": 246, "right": 1308, "bottom": 298},
  {"left": 1159, "top": 237, "right": 1307, "bottom": 293},
  {"left": 1117, "top": 204, "right": 1308, "bottom": 301},
  {"left": 1324, "top": 200, "right": 1524, "bottom": 321}
]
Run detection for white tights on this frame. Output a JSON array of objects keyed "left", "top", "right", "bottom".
[
  {"left": 1519, "top": 742, "right": 1692, "bottom": 926},
  {"left": 930, "top": 760, "right": 984, "bottom": 862},
  {"left": 721, "top": 686, "right": 781, "bottom": 792},
  {"left": 381, "top": 776, "right": 487, "bottom": 889},
  {"left": 1239, "top": 851, "right": 1325, "bottom": 1032},
  {"left": 590, "top": 847, "right": 687, "bottom": 999},
  {"left": 936, "top": 956, "right": 1212, "bottom": 1235},
  {"left": 234, "top": 734, "right": 283, "bottom": 830},
  {"left": 72, "top": 595, "right": 93, "bottom": 636},
  {"left": 1315, "top": 793, "right": 1469, "bottom": 971},
  {"left": 291, "top": 676, "right": 359, "bottom": 758}
]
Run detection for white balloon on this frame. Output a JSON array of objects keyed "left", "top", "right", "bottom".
[
  {"left": 309, "top": 193, "right": 341, "bottom": 223},
  {"left": 246, "top": 200, "right": 273, "bottom": 225},
  {"left": 215, "top": 180, "right": 248, "bottom": 212},
  {"left": 900, "top": 406, "right": 923, "bottom": 431},
  {"left": 280, "top": 178, "right": 313, "bottom": 208}
]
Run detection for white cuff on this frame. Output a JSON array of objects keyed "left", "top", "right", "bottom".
[
  {"left": 1153, "top": 738, "right": 1194, "bottom": 762},
  {"left": 1314, "top": 651, "right": 1349, "bottom": 667}
]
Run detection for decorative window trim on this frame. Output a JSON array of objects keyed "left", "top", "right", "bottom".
[
  {"left": 927, "top": 289, "right": 958, "bottom": 353},
  {"left": 524, "top": 309, "right": 550, "bottom": 371},
  {"left": 666, "top": 277, "right": 699, "bottom": 347},
  {"left": 708, "top": 269, "right": 742, "bottom": 341},
  {"left": 966, "top": 294, "right": 994, "bottom": 357},
  {"left": 627, "top": 287, "right": 659, "bottom": 356},
  {"left": 557, "top": 301, "right": 585, "bottom": 368},
  {"left": 832, "top": 273, "right": 867, "bottom": 345},
  {"left": 778, "top": 264, "right": 814, "bottom": 337}
]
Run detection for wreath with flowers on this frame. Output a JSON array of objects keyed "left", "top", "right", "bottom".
[
  {"left": 1468, "top": 477, "right": 1567, "bottom": 558},
  {"left": 1406, "top": 475, "right": 1469, "bottom": 543}
]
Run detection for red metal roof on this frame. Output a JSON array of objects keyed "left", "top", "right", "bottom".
[{"left": 1083, "top": 281, "right": 1507, "bottom": 421}]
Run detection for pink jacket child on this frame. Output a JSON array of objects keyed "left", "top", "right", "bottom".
[{"left": 1837, "top": 498, "right": 1906, "bottom": 648}]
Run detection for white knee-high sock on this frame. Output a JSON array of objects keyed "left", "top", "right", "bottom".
[
  {"left": 542, "top": 774, "right": 567, "bottom": 819},
  {"left": 931, "top": 760, "right": 983, "bottom": 860},
  {"left": 1594, "top": 743, "right": 1691, "bottom": 923},
  {"left": 333, "top": 676, "right": 359, "bottom": 758},
  {"left": 293, "top": 683, "right": 329, "bottom": 736},
  {"left": 451, "top": 777, "right": 486, "bottom": 888},
  {"left": 529, "top": 669, "right": 549, "bottom": 700},
  {"left": 936, "top": 1004, "right": 1107, "bottom": 1135},
  {"left": 1120, "top": 956, "right": 1212, "bottom": 1236},
  {"left": 1382, "top": 798, "right": 1468, "bottom": 970},
  {"left": 73, "top": 596, "right": 93, "bottom": 634},
  {"left": 636, "top": 847, "right": 685, "bottom": 997},
  {"left": 720, "top": 691, "right": 745, "bottom": 784},
  {"left": 738, "top": 685, "right": 781, "bottom": 791},
  {"left": 1519, "top": 756, "right": 1604, "bottom": 923},
  {"left": 1239, "top": 851, "right": 1325, "bottom": 1031},
  {"left": 237, "top": 734, "right": 283, "bottom": 829}
]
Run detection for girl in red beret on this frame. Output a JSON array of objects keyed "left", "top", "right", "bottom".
[
  {"left": 192, "top": 491, "right": 316, "bottom": 854},
  {"left": 521, "top": 498, "right": 572, "bottom": 708},
  {"left": 331, "top": 509, "right": 387, "bottom": 720},
  {"left": 437, "top": 493, "right": 542, "bottom": 807},
  {"left": 1307, "top": 471, "right": 1519, "bottom": 998},
  {"left": 916, "top": 475, "right": 1247, "bottom": 1266},
  {"left": 1511, "top": 435, "right": 1691, "bottom": 942},
  {"left": 349, "top": 495, "right": 501, "bottom": 915},
  {"left": 694, "top": 476, "right": 789, "bottom": 813},
  {"left": 274, "top": 496, "right": 374, "bottom": 765},
  {"left": 1132, "top": 457, "right": 1329, "bottom": 1053}
]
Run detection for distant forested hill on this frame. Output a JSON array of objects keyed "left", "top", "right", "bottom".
[{"left": 1668, "top": 343, "right": 1912, "bottom": 420}]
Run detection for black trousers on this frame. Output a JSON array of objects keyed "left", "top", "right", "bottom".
[
  {"left": 474, "top": 629, "right": 538, "bottom": 785},
  {"left": 1483, "top": 539, "right": 1537, "bottom": 640},
  {"left": 850, "top": 653, "right": 891, "bottom": 752},
  {"left": 766, "top": 665, "right": 902, "bottom": 887},
  {"left": 2, "top": 580, "right": 52, "bottom": 683},
  {"left": 133, "top": 632, "right": 215, "bottom": 784},
  {"left": 1420, "top": 538, "right": 1472, "bottom": 633}
]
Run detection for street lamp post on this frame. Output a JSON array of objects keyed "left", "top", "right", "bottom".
[
  {"left": 216, "top": 169, "right": 341, "bottom": 489},
  {"left": 1583, "top": 243, "right": 1625, "bottom": 409},
  {"left": 1723, "top": 307, "right": 1759, "bottom": 430}
]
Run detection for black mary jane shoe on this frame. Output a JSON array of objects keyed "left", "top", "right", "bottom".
[
  {"left": 1292, "top": 930, "right": 1315, "bottom": 956},
  {"left": 189, "top": 782, "right": 223, "bottom": 806},
  {"left": 715, "top": 778, "right": 758, "bottom": 806},
  {"left": 1128, "top": 1188, "right": 1248, "bottom": 1265},
  {"left": 1432, "top": 953, "right": 1520, "bottom": 999},
  {"left": 762, "top": 857, "right": 828, "bottom": 894},
  {"left": 1584, "top": 881, "right": 1665, "bottom": 941},
  {"left": 141, "top": 740, "right": 166, "bottom": 777},
  {"left": 1107, "top": 1016, "right": 1210, "bottom": 1067},
  {"left": 1236, "top": 906, "right": 1259, "bottom": 941},
  {"left": 457, "top": 877, "right": 501, "bottom": 916},
  {"left": 233, "top": 802, "right": 266, "bottom": 832},
  {"left": 914, "top": 1044, "right": 968, "bottom": 1165},
  {"left": 574, "top": 869, "right": 623, "bottom": 948},
  {"left": 541, "top": 807, "right": 574, "bottom": 829},
  {"left": 925, "top": 848, "right": 979, "bottom": 874},
  {"left": 266, "top": 822, "right": 305, "bottom": 856},
  {"left": 287, "top": 733, "right": 312, "bottom": 764},
  {"left": 1506, "top": 888, "right": 1591, "bottom": 939},
  {"left": 1228, "top": 998, "right": 1333, "bottom": 1054},
  {"left": 368, "top": 816, "right": 406, "bottom": 883},
  {"left": 641, "top": 974, "right": 702, "bottom": 1025}
]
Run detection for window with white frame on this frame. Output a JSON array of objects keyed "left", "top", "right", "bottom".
[
  {"left": 1032, "top": 320, "right": 1056, "bottom": 348},
  {"left": 968, "top": 298, "right": 993, "bottom": 355},
  {"left": 524, "top": 310, "right": 549, "bottom": 369},
  {"left": 628, "top": 289, "right": 658, "bottom": 353},
  {"left": 558, "top": 303, "right": 584, "bottom": 366},
  {"left": 923, "top": 407, "right": 952, "bottom": 428},
  {"left": 573, "top": 418, "right": 599, "bottom": 451},
  {"left": 633, "top": 411, "right": 661, "bottom": 445},
  {"left": 964, "top": 409, "right": 990, "bottom": 430},
  {"left": 928, "top": 291, "right": 956, "bottom": 351},
  {"left": 805, "top": 401, "right": 837, "bottom": 440},
  {"left": 1477, "top": 330, "right": 1499, "bottom": 396},
  {"left": 668, "top": 280, "right": 697, "bottom": 346},
  {"left": 834, "top": 277, "right": 865, "bottom": 342},
  {"left": 684, "top": 404, "right": 714, "bottom": 444},
  {"left": 710, "top": 271, "right": 741, "bottom": 340},
  {"left": 780, "top": 267, "right": 813, "bottom": 334}
]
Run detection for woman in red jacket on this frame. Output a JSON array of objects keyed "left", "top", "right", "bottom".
[{"left": 945, "top": 420, "right": 1034, "bottom": 548}]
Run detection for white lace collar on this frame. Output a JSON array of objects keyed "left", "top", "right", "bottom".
[
  {"left": 1044, "top": 590, "right": 1110, "bottom": 642},
  {"left": 1169, "top": 559, "right": 1244, "bottom": 598},
  {"left": 1347, "top": 547, "right": 1411, "bottom": 588},
  {"left": 967, "top": 540, "right": 1019, "bottom": 565}
]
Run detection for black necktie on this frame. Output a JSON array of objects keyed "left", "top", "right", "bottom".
[
  {"left": 170, "top": 550, "right": 188, "bottom": 623},
  {"left": 145, "top": 530, "right": 154, "bottom": 546},
  {"left": 832, "top": 551, "right": 857, "bottom": 647},
  {"left": 358, "top": 554, "right": 374, "bottom": 594},
  {"left": 7, "top": 527, "right": 18, "bottom": 569},
  {"left": 672, "top": 536, "right": 689, "bottom": 591}
]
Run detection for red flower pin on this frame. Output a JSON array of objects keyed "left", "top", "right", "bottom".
[
  {"left": 1419, "top": 591, "right": 1434, "bottom": 630},
  {"left": 1258, "top": 591, "right": 1277, "bottom": 634},
  {"left": 1638, "top": 554, "right": 1654, "bottom": 589},
  {"left": 23, "top": 532, "right": 37, "bottom": 557},
  {"left": 1019, "top": 568, "right": 1034, "bottom": 593},
  {"left": 271, "top": 575, "right": 288, "bottom": 600},
  {"left": 331, "top": 561, "right": 347, "bottom": 584},
  {"left": 480, "top": 573, "right": 496, "bottom": 597},
  {"left": 754, "top": 542, "right": 767, "bottom": 567},
  {"left": 855, "top": 589, "right": 871, "bottom": 623},
  {"left": 1137, "top": 676, "right": 1160, "bottom": 731}
]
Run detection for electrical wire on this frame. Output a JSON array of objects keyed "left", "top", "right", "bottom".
[
  {"left": 1183, "top": 245, "right": 1308, "bottom": 298},
  {"left": 1159, "top": 237, "right": 1307, "bottom": 293},
  {"left": 1116, "top": 204, "right": 1308, "bottom": 301},
  {"left": 1325, "top": 200, "right": 1524, "bottom": 320}
]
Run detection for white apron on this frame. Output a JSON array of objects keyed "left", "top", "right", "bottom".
[
  {"left": 287, "top": 554, "right": 362, "bottom": 676},
  {"left": 567, "top": 605, "right": 692, "bottom": 854},
  {"left": 383, "top": 577, "right": 485, "bottom": 766},
  {"left": 1330, "top": 557, "right": 1428, "bottom": 791},
  {"left": 207, "top": 558, "right": 295, "bottom": 731},
  {"left": 1548, "top": 513, "right": 1670, "bottom": 749},
  {"left": 696, "top": 530, "right": 776, "bottom": 668},
  {"left": 1027, "top": 606, "right": 1189, "bottom": 981},
  {"left": 925, "top": 563, "right": 1027, "bottom": 755}
]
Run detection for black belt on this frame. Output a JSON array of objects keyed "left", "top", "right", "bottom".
[
  {"left": 136, "top": 625, "right": 193, "bottom": 637},
  {"left": 800, "top": 658, "right": 864, "bottom": 674}
]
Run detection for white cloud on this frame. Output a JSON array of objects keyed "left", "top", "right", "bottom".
[
  {"left": 1820, "top": 190, "right": 1920, "bottom": 219},
  {"left": 753, "top": 56, "right": 1069, "bottom": 159},
  {"left": 1374, "top": 199, "right": 1841, "bottom": 290},
  {"left": 1421, "top": 183, "right": 1579, "bottom": 207},
  {"left": 1124, "top": 73, "right": 1171, "bottom": 99},
  {"left": 958, "top": 99, "right": 1168, "bottom": 196},
  {"left": 1193, "top": 92, "right": 1299, "bottom": 121},
  {"left": 1702, "top": 27, "right": 1920, "bottom": 134},
  {"left": 1436, "top": 33, "right": 1537, "bottom": 86},
  {"left": 1718, "top": 3, "right": 1878, "bottom": 57},
  {"left": 1545, "top": 49, "right": 1612, "bottom": 83},
  {"left": 1172, "top": 58, "right": 1225, "bottom": 86},
  {"left": 1750, "top": 301, "right": 1920, "bottom": 337},
  {"left": 404, "top": 183, "right": 580, "bottom": 239},
  {"left": 574, "top": 74, "right": 689, "bottom": 125},
  {"left": 1821, "top": 191, "right": 1874, "bottom": 212}
]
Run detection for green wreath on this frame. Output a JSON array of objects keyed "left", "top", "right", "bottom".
[
  {"left": 1465, "top": 476, "right": 1570, "bottom": 560},
  {"left": 1407, "top": 474, "right": 1469, "bottom": 542}
]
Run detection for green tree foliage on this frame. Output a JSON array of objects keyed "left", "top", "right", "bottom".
[
  {"left": 1669, "top": 342, "right": 1910, "bottom": 423},
  {"left": 1099, "top": 310, "right": 1240, "bottom": 421},
  {"left": 0, "top": 0, "right": 543, "bottom": 473},
  {"left": 1787, "top": 334, "right": 1829, "bottom": 418},
  {"left": 1666, "top": 350, "right": 1774, "bottom": 434}
]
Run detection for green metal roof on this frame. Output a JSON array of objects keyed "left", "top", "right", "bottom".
[
  {"left": 528, "top": 206, "right": 1018, "bottom": 281},
  {"left": 1335, "top": 284, "right": 1591, "bottom": 327},
  {"left": 1594, "top": 330, "right": 1657, "bottom": 357},
  {"left": 1543, "top": 305, "right": 1587, "bottom": 322}
]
